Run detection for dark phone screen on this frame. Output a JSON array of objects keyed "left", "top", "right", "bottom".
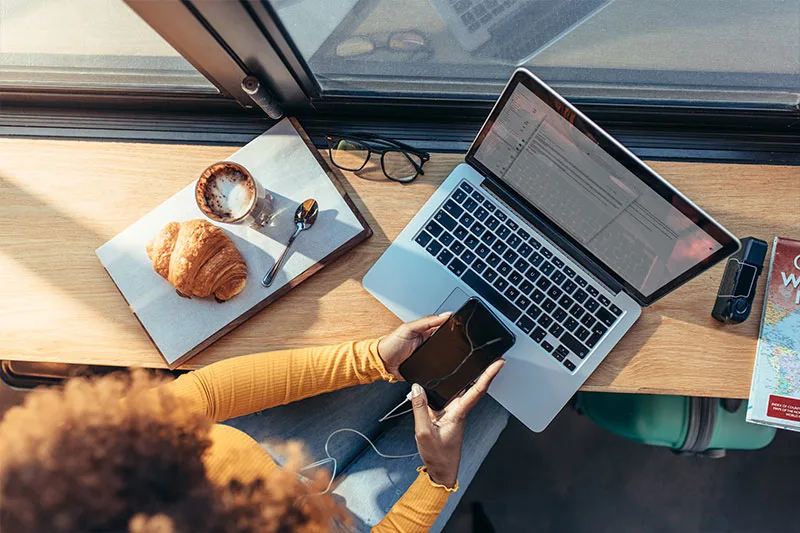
[{"left": 399, "top": 299, "right": 516, "bottom": 410}]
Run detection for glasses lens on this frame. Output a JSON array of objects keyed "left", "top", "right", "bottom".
[
  {"left": 335, "top": 37, "right": 375, "bottom": 57},
  {"left": 382, "top": 150, "right": 422, "bottom": 182},
  {"left": 329, "top": 138, "right": 370, "bottom": 171},
  {"left": 388, "top": 31, "right": 426, "bottom": 51}
]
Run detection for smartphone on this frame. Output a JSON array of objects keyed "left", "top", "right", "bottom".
[{"left": 399, "top": 298, "right": 516, "bottom": 411}]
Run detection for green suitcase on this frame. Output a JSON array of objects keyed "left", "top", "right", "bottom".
[{"left": 574, "top": 392, "right": 776, "bottom": 456}]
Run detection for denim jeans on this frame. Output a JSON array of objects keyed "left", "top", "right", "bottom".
[{"left": 225, "top": 380, "right": 509, "bottom": 532}]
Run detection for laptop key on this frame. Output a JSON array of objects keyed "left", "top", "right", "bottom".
[
  {"left": 562, "top": 280, "right": 577, "bottom": 294},
  {"left": 506, "top": 219, "right": 519, "bottom": 231},
  {"left": 551, "top": 271, "right": 566, "bottom": 286},
  {"left": 527, "top": 304, "right": 542, "bottom": 319},
  {"left": 541, "top": 248, "right": 553, "bottom": 259},
  {"left": 531, "top": 289, "right": 546, "bottom": 303},
  {"left": 451, "top": 241, "right": 465, "bottom": 255},
  {"left": 483, "top": 268, "right": 498, "bottom": 282},
  {"left": 425, "top": 220, "right": 443, "bottom": 237},
  {"left": 443, "top": 200, "right": 463, "bottom": 219},
  {"left": 463, "top": 198, "right": 479, "bottom": 212},
  {"left": 469, "top": 222, "right": 485, "bottom": 238},
  {"left": 509, "top": 271, "right": 523, "bottom": 286},
  {"left": 480, "top": 232, "right": 496, "bottom": 245},
  {"left": 518, "top": 243, "right": 533, "bottom": 258},
  {"left": 592, "top": 322, "right": 608, "bottom": 337},
  {"left": 574, "top": 275, "right": 588, "bottom": 288},
  {"left": 561, "top": 332, "right": 589, "bottom": 358},
  {"left": 558, "top": 294, "right": 574, "bottom": 310},
  {"left": 598, "top": 294, "right": 611, "bottom": 307},
  {"left": 553, "top": 308, "right": 567, "bottom": 322},
  {"left": 541, "top": 261, "right": 555, "bottom": 276},
  {"left": 547, "top": 286, "right": 563, "bottom": 301},
  {"left": 516, "top": 294, "right": 531, "bottom": 310},
  {"left": 524, "top": 267, "right": 540, "bottom": 282},
  {"left": 498, "top": 262, "right": 512, "bottom": 277},
  {"left": 529, "top": 237, "right": 541, "bottom": 249},
  {"left": 435, "top": 211, "right": 457, "bottom": 231},
  {"left": 452, "top": 189, "right": 468, "bottom": 203},
  {"left": 586, "top": 332, "right": 602, "bottom": 348},
  {"left": 491, "top": 240, "right": 507, "bottom": 254},
  {"left": 465, "top": 235, "right": 479, "bottom": 249},
  {"left": 487, "top": 253, "right": 501, "bottom": 267},
  {"left": 555, "top": 345, "right": 570, "bottom": 358},
  {"left": 461, "top": 250, "right": 476, "bottom": 265},
  {"left": 530, "top": 327, "right": 546, "bottom": 342},
  {"left": 580, "top": 313, "right": 596, "bottom": 328},
  {"left": 552, "top": 257, "right": 564, "bottom": 268},
  {"left": 565, "top": 317, "right": 579, "bottom": 332},
  {"left": 507, "top": 234, "right": 522, "bottom": 249},
  {"left": 497, "top": 225, "right": 511, "bottom": 240},
  {"left": 549, "top": 323, "right": 564, "bottom": 337},
  {"left": 476, "top": 244, "right": 490, "bottom": 258},
  {"left": 437, "top": 249, "right": 453, "bottom": 265},
  {"left": 587, "top": 285, "right": 599, "bottom": 297},
  {"left": 493, "top": 277, "right": 509, "bottom": 291},
  {"left": 496, "top": 211, "right": 508, "bottom": 222},
  {"left": 483, "top": 200, "right": 496, "bottom": 212},
  {"left": 471, "top": 189, "right": 486, "bottom": 202},
  {"left": 535, "top": 277, "right": 551, "bottom": 291},
  {"left": 415, "top": 231, "right": 432, "bottom": 247},
  {"left": 596, "top": 307, "right": 616, "bottom": 327},
  {"left": 569, "top": 303, "right": 585, "bottom": 319},
  {"left": 473, "top": 259, "right": 487, "bottom": 273},
  {"left": 455, "top": 226, "right": 469, "bottom": 240},
  {"left": 474, "top": 207, "right": 489, "bottom": 221},
  {"left": 441, "top": 232, "right": 455, "bottom": 246},
  {"left": 538, "top": 314, "right": 553, "bottom": 328},
  {"left": 426, "top": 240, "right": 443, "bottom": 256},
  {"left": 563, "top": 265, "right": 576, "bottom": 278},
  {"left": 459, "top": 181, "right": 474, "bottom": 193},
  {"left": 504, "top": 286, "right": 520, "bottom": 301},
  {"left": 502, "top": 249, "right": 518, "bottom": 264},
  {"left": 514, "top": 258, "right": 530, "bottom": 273},
  {"left": 609, "top": 304, "right": 623, "bottom": 316},
  {"left": 448, "top": 258, "right": 466, "bottom": 276},
  {"left": 462, "top": 270, "right": 521, "bottom": 322},
  {"left": 551, "top": 348, "right": 564, "bottom": 361},
  {"left": 585, "top": 298, "right": 600, "bottom": 313},
  {"left": 460, "top": 213, "right": 475, "bottom": 227},
  {"left": 516, "top": 315, "right": 535, "bottom": 333},
  {"left": 485, "top": 216, "right": 499, "bottom": 230},
  {"left": 573, "top": 288, "right": 588, "bottom": 303},
  {"left": 575, "top": 326, "right": 590, "bottom": 341},
  {"left": 541, "top": 340, "right": 555, "bottom": 353},
  {"left": 520, "top": 280, "right": 535, "bottom": 295},
  {"left": 563, "top": 359, "right": 576, "bottom": 371},
  {"left": 542, "top": 298, "right": 556, "bottom": 313},
  {"left": 517, "top": 227, "right": 531, "bottom": 240}
]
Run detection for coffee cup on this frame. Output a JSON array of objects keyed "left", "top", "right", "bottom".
[{"left": 195, "top": 161, "right": 274, "bottom": 227}]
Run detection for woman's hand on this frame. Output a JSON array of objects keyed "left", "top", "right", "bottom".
[
  {"left": 377, "top": 314, "right": 451, "bottom": 381},
  {"left": 410, "top": 359, "right": 505, "bottom": 488}
]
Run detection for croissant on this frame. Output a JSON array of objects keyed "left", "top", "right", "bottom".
[{"left": 146, "top": 219, "right": 247, "bottom": 301}]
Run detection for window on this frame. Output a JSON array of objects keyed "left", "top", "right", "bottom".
[
  {"left": 268, "top": 0, "right": 800, "bottom": 105},
  {"left": 0, "top": 0, "right": 216, "bottom": 93}
]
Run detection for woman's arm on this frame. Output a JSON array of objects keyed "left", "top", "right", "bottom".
[
  {"left": 371, "top": 468, "right": 456, "bottom": 532},
  {"left": 164, "top": 339, "right": 393, "bottom": 422}
]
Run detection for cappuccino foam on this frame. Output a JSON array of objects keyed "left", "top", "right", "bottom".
[{"left": 197, "top": 164, "right": 256, "bottom": 222}]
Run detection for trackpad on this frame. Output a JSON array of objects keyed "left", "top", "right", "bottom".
[{"left": 435, "top": 287, "right": 470, "bottom": 315}]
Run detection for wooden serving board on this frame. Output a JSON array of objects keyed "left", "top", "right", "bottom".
[{"left": 95, "top": 118, "right": 371, "bottom": 368}]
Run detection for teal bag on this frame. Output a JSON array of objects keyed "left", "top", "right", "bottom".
[{"left": 574, "top": 392, "right": 776, "bottom": 457}]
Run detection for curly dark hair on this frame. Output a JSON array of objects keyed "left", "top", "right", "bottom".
[{"left": 0, "top": 370, "right": 347, "bottom": 533}]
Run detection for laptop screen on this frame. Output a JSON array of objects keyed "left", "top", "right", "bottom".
[{"left": 468, "top": 71, "right": 738, "bottom": 303}]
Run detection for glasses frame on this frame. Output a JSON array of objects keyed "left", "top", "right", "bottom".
[{"left": 326, "top": 132, "right": 431, "bottom": 183}]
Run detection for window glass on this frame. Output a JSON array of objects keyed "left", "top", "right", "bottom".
[
  {"left": 0, "top": 0, "right": 216, "bottom": 93},
  {"left": 270, "top": 0, "right": 800, "bottom": 104}
]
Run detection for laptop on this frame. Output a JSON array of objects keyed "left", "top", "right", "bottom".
[
  {"left": 427, "top": 0, "right": 615, "bottom": 63},
  {"left": 363, "top": 68, "right": 740, "bottom": 432}
]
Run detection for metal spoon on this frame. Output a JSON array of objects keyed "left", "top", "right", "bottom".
[{"left": 262, "top": 198, "right": 318, "bottom": 287}]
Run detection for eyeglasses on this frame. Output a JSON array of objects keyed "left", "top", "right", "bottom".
[
  {"left": 335, "top": 31, "right": 432, "bottom": 60},
  {"left": 326, "top": 133, "right": 430, "bottom": 183}
]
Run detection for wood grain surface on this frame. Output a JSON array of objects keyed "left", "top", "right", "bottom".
[{"left": 1, "top": 136, "right": 798, "bottom": 397}]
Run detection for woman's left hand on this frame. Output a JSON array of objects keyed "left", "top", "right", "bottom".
[{"left": 377, "top": 314, "right": 450, "bottom": 381}]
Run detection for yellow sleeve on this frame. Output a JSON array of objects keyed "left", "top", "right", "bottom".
[
  {"left": 164, "top": 338, "right": 394, "bottom": 422},
  {"left": 371, "top": 468, "right": 457, "bottom": 532}
]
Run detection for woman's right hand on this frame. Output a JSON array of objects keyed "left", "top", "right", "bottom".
[{"left": 410, "top": 359, "right": 505, "bottom": 488}]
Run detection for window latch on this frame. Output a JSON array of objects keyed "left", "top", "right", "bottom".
[{"left": 241, "top": 76, "right": 284, "bottom": 120}]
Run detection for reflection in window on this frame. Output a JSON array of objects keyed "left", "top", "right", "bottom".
[{"left": 0, "top": 0, "right": 216, "bottom": 93}]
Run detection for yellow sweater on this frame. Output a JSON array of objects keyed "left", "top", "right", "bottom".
[{"left": 163, "top": 339, "right": 455, "bottom": 532}]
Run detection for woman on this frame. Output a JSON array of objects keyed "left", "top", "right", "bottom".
[{"left": 0, "top": 314, "right": 506, "bottom": 532}]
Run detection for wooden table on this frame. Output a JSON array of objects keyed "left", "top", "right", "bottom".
[{"left": 1, "top": 137, "right": 797, "bottom": 397}]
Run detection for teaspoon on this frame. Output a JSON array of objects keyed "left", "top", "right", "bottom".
[{"left": 262, "top": 198, "right": 318, "bottom": 287}]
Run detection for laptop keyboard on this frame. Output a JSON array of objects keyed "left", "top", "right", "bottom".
[
  {"left": 414, "top": 180, "right": 624, "bottom": 373},
  {"left": 449, "top": 0, "right": 518, "bottom": 34}
]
